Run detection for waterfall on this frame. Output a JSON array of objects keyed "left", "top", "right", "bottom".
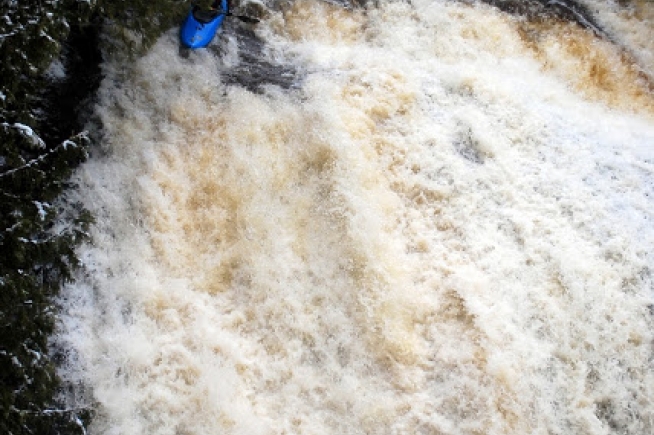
[{"left": 56, "top": 1, "right": 654, "bottom": 434}]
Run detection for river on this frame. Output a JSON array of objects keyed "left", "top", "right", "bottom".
[{"left": 56, "top": 1, "right": 654, "bottom": 434}]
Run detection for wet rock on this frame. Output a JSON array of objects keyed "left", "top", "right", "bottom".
[
  {"left": 240, "top": 0, "right": 269, "bottom": 20},
  {"left": 477, "top": 0, "right": 604, "bottom": 36},
  {"left": 217, "top": 21, "right": 302, "bottom": 92}
]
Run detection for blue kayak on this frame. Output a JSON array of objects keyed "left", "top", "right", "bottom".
[{"left": 180, "top": 0, "right": 228, "bottom": 49}]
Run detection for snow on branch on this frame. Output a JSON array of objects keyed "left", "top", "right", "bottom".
[
  {"left": 0, "top": 126, "right": 88, "bottom": 179},
  {"left": 6, "top": 122, "right": 46, "bottom": 148}
]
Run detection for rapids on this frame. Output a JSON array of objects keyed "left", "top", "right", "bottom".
[{"left": 56, "top": 1, "right": 654, "bottom": 434}]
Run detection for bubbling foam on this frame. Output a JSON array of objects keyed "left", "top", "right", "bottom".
[{"left": 57, "top": 1, "right": 654, "bottom": 434}]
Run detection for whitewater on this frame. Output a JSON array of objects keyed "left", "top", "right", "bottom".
[{"left": 55, "top": 0, "right": 654, "bottom": 434}]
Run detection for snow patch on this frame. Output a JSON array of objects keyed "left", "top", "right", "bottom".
[
  {"left": 46, "top": 58, "right": 66, "bottom": 79},
  {"left": 34, "top": 201, "right": 51, "bottom": 221},
  {"left": 8, "top": 122, "right": 46, "bottom": 148}
]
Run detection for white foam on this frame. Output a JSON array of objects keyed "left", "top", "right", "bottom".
[{"left": 57, "top": 1, "right": 654, "bottom": 434}]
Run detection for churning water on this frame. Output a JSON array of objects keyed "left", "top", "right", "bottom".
[{"left": 56, "top": 0, "right": 654, "bottom": 434}]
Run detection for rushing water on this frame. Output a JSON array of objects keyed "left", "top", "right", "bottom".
[{"left": 56, "top": 1, "right": 654, "bottom": 434}]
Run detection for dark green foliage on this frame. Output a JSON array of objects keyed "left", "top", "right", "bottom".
[
  {"left": 0, "top": 0, "right": 94, "bottom": 124},
  {"left": 96, "top": 0, "right": 188, "bottom": 53},
  {"left": 1, "top": 1, "right": 96, "bottom": 432},
  {"left": 1, "top": 1, "right": 193, "bottom": 434},
  {"left": 0, "top": 126, "right": 92, "bottom": 435}
]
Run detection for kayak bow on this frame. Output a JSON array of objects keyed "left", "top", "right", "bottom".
[{"left": 180, "top": 0, "right": 228, "bottom": 49}]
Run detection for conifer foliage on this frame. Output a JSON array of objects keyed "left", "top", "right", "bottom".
[
  {"left": 1, "top": 2, "right": 94, "bottom": 434},
  {"left": 1, "top": 1, "right": 188, "bottom": 433},
  {"left": 97, "top": 0, "right": 187, "bottom": 50}
]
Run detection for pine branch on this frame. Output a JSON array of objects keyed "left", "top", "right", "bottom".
[{"left": 0, "top": 128, "right": 88, "bottom": 179}]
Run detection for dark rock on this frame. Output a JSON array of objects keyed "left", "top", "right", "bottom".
[
  {"left": 478, "top": 0, "right": 604, "bottom": 36},
  {"left": 217, "top": 21, "right": 302, "bottom": 93}
]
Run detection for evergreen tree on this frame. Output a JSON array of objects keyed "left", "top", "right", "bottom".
[
  {"left": 96, "top": 0, "right": 188, "bottom": 52},
  {"left": 1, "top": 2, "right": 94, "bottom": 430},
  {"left": 2, "top": 0, "right": 95, "bottom": 426},
  {"left": 1, "top": 0, "right": 197, "bottom": 433}
]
